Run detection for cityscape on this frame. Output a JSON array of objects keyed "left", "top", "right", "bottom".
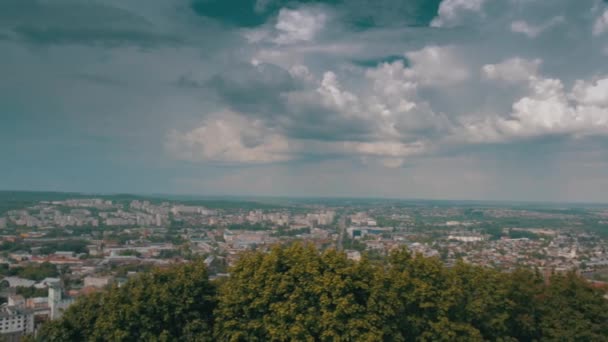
[
  {"left": 1, "top": 191, "right": 607, "bottom": 338},
  {"left": 3, "top": 0, "right": 608, "bottom": 339}
]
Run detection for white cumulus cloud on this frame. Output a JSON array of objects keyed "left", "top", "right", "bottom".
[
  {"left": 571, "top": 77, "right": 608, "bottom": 107},
  {"left": 274, "top": 8, "right": 327, "bottom": 45},
  {"left": 463, "top": 60, "right": 608, "bottom": 142},
  {"left": 482, "top": 57, "right": 542, "bottom": 83},
  {"left": 431, "top": 0, "right": 486, "bottom": 28},
  {"left": 593, "top": 9, "right": 608, "bottom": 36},
  {"left": 404, "top": 45, "right": 470, "bottom": 86},
  {"left": 166, "top": 111, "right": 291, "bottom": 163}
]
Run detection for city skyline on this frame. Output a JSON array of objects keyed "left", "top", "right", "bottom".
[{"left": 3, "top": 0, "right": 608, "bottom": 202}]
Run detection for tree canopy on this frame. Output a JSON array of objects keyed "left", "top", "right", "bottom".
[{"left": 36, "top": 243, "right": 608, "bottom": 341}]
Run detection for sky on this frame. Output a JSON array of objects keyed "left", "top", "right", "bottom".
[{"left": 2, "top": 0, "right": 608, "bottom": 202}]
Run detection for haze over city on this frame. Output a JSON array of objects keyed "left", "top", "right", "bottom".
[{"left": 3, "top": 0, "right": 608, "bottom": 202}]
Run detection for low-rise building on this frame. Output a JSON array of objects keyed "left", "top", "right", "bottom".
[{"left": 84, "top": 276, "right": 114, "bottom": 289}]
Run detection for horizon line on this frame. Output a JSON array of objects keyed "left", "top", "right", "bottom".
[{"left": 1, "top": 189, "right": 607, "bottom": 207}]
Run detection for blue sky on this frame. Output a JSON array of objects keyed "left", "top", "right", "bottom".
[{"left": 2, "top": 0, "right": 608, "bottom": 202}]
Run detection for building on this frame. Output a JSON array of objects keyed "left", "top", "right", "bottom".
[
  {"left": 1, "top": 277, "right": 35, "bottom": 288},
  {"left": 346, "top": 250, "right": 362, "bottom": 261},
  {"left": 48, "top": 283, "right": 74, "bottom": 320},
  {"left": 34, "top": 277, "right": 61, "bottom": 289},
  {"left": 347, "top": 227, "right": 367, "bottom": 239},
  {"left": 0, "top": 305, "right": 35, "bottom": 339},
  {"left": 84, "top": 276, "right": 114, "bottom": 289},
  {"left": 448, "top": 235, "right": 485, "bottom": 243}
]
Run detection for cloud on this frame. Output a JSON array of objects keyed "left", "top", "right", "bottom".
[
  {"left": 431, "top": 0, "right": 486, "bottom": 28},
  {"left": 166, "top": 111, "right": 291, "bottom": 163},
  {"left": 286, "top": 55, "right": 451, "bottom": 142},
  {"left": 72, "top": 73, "right": 128, "bottom": 87},
  {"left": 190, "top": 0, "right": 266, "bottom": 27},
  {"left": 242, "top": 6, "right": 328, "bottom": 46},
  {"left": 571, "top": 77, "right": 608, "bottom": 107},
  {"left": 510, "top": 16, "right": 564, "bottom": 38},
  {"left": 316, "top": 71, "right": 360, "bottom": 114},
  {"left": 169, "top": 54, "right": 447, "bottom": 166},
  {"left": 335, "top": 0, "right": 443, "bottom": 28},
  {"left": 205, "top": 62, "right": 301, "bottom": 116},
  {"left": 593, "top": 8, "right": 608, "bottom": 36},
  {"left": 274, "top": 8, "right": 327, "bottom": 44},
  {"left": 404, "top": 45, "right": 470, "bottom": 86},
  {"left": 463, "top": 58, "right": 608, "bottom": 142},
  {"left": 482, "top": 57, "right": 542, "bottom": 83},
  {"left": 343, "top": 140, "right": 428, "bottom": 159},
  {"left": 0, "top": 0, "right": 180, "bottom": 46},
  {"left": 5, "top": 0, "right": 608, "bottom": 199}
]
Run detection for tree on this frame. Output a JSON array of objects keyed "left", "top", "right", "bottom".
[
  {"left": 537, "top": 272, "right": 608, "bottom": 340},
  {"left": 35, "top": 245, "right": 608, "bottom": 341},
  {"left": 10, "top": 262, "right": 58, "bottom": 281},
  {"left": 214, "top": 243, "right": 385, "bottom": 341},
  {"left": 38, "top": 292, "right": 103, "bottom": 341},
  {"left": 37, "top": 260, "right": 216, "bottom": 341},
  {"left": 16, "top": 286, "right": 47, "bottom": 298}
]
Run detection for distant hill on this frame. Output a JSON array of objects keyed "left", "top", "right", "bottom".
[{"left": 0, "top": 190, "right": 289, "bottom": 214}]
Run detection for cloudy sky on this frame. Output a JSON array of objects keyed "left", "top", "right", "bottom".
[{"left": 2, "top": 0, "right": 608, "bottom": 202}]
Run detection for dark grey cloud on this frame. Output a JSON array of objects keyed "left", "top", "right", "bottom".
[
  {"left": 351, "top": 55, "right": 409, "bottom": 68},
  {"left": 191, "top": 0, "right": 442, "bottom": 29},
  {"left": 12, "top": 26, "right": 180, "bottom": 47},
  {"left": 335, "top": 0, "right": 442, "bottom": 29},
  {"left": 0, "top": 0, "right": 180, "bottom": 46},
  {"left": 72, "top": 73, "right": 128, "bottom": 87},
  {"left": 204, "top": 63, "right": 301, "bottom": 116},
  {"left": 175, "top": 74, "right": 206, "bottom": 89},
  {"left": 281, "top": 100, "right": 376, "bottom": 142},
  {"left": 190, "top": 0, "right": 267, "bottom": 27}
]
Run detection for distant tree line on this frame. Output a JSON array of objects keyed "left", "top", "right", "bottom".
[
  {"left": 0, "top": 239, "right": 88, "bottom": 255},
  {"left": 16, "top": 286, "right": 48, "bottom": 298},
  {"left": 271, "top": 227, "right": 310, "bottom": 237},
  {"left": 0, "top": 262, "right": 59, "bottom": 282},
  {"left": 34, "top": 243, "right": 608, "bottom": 341}
]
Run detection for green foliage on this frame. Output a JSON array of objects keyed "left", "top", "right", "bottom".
[
  {"left": 157, "top": 249, "right": 181, "bottom": 259},
  {"left": 37, "top": 239, "right": 89, "bottom": 255},
  {"left": 343, "top": 238, "right": 366, "bottom": 252},
  {"left": 481, "top": 224, "right": 503, "bottom": 240},
  {"left": 37, "top": 260, "right": 216, "bottom": 341},
  {"left": 37, "top": 244, "right": 608, "bottom": 341},
  {"left": 227, "top": 223, "right": 268, "bottom": 231},
  {"left": 118, "top": 249, "right": 141, "bottom": 257},
  {"left": 16, "top": 286, "right": 48, "bottom": 298},
  {"left": 507, "top": 229, "right": 540, "bottom": 240},
  {"left": 0, "top": 240, "right": 27, "bottom": 253},
  {"left": 9, "top": 262, "right": 58, "bottom": 281},
  {"left": 109, "top": 263, "right": 154, "bottom": 277},
  {"left": 214, "top": 244, "right": 382, "bottom": 341},
  {"left": 537, "top": 273, "right": 608, "bottom": 340},
  {"left": 375, "top": 216, "right": 399, "bottom": 227},
  {"left": 271, "top": 227, "right": 310, "bottom": 237}
]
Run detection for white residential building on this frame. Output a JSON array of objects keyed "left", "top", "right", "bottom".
[
  {"left": 0, "top": 305, "right": 34, "bottom": 337},
  {"left": 84, "top": 276, "right": 114, "bottom": 289}
]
